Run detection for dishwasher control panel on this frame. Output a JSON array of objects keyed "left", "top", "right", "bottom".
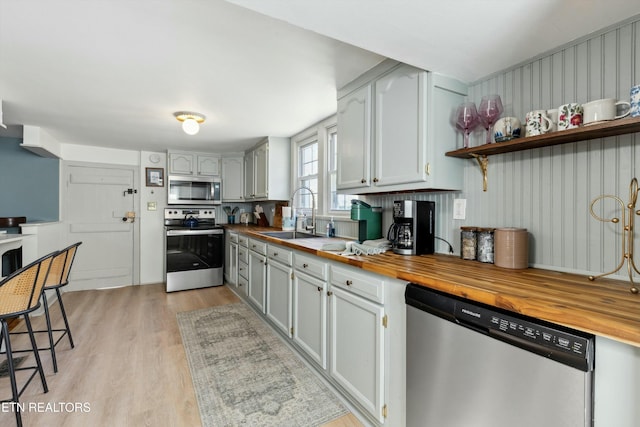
[{"left": 455, "top": 301, "right": 594, "bottom": 370}]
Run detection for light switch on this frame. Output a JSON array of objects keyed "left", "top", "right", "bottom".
[
  {"left": 147, "top": 202, "right": 157, "bottom": 211},
  {"left": 453, "top": 199, "right": 466, "bottom": 220}
]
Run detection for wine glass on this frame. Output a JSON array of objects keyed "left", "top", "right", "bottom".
[
  {"left": 478, "top": 94, "right": 503, "bottom": 144},
  {"left": 455, "top": 102, "right": 480, "bottom": 148}
]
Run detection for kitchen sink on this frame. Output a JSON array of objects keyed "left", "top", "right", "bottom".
[{"left": 258, "top": 231, "right": 319, "bottom": 239}]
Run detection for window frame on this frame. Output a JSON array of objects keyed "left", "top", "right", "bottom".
[{"left": 291, "top": 114, "right": 355, "bottom": 218}]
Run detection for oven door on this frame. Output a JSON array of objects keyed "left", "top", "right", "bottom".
[{"left": 165, "top": 228, "right": 224, "bottom": 273}]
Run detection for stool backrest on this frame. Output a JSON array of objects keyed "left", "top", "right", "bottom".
[
  {"left": 0, "top": 251, "right": 57, "bottom": 316},
  {"left": 45, "top": 242, "right": 82, "bottom": 288}
]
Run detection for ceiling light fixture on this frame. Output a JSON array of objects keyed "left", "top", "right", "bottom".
[{"left": 174, "top": 111, "right": 205, "bottom": 135}]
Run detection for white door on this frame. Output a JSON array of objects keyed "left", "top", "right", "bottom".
[
  {"left": 221, "top": 157, "right": 244, "bottom": 202},
  {"left": 243, "top": 151, "right": 255, "bottom": 199},
  {"left": 248, "top": 250, "right": 266, "bottom": 312},
  {"left": 293, "top": 271, "right": 327, "bottom": 369},
  {"left": 253, "top": 143, "right": 269, "bottom": 199},
  {"left": 337, "top": 83, "right": 372, "bottom": 191},
  {"left": 63, "top": 162, "right": 138, "bottom": 291},
  {"left": 375, "top": 65, "right": 426, "bottom": 187},
  {"left": 329, "top": 286, "right": 385, "bottom": 423},
  {"left": 266, "top": 260, "right": 292, "bottom": 337}
]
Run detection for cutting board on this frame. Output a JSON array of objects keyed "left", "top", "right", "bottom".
[{"left": 273, "top": 202, "right": 288, "bottom": 229}]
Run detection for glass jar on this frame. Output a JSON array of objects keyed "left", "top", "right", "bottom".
[
  {"left": 460, "top": 227, "right": 477, "bottom": 260},
  {"left": 476, "top": 227, "right": 495, "bottom": 263}
]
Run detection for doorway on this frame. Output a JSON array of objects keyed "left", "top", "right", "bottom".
[{"left": 62, "top": 161, "right": 139, "bottom": 291}]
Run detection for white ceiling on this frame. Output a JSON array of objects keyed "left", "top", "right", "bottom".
[{"left": 1, "top": 0, "right": 639, "bottom": 154}]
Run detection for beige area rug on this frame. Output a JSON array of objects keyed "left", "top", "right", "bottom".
[{"left": 177, "top": 303, "right": 348, "bottom": 427}]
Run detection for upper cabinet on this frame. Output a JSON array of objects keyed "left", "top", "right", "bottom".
[
  {"left": 243, "top": 137, "right": 291, "bottom": 201},
  {"left": 221, "top": 155, "right": 244, "bottom": 202},
  {"left": 337, "top": 60, "right": 468, "bottom": 194},
  {"left": 168, "top": 151, "right": 220, "bottom": 176}
]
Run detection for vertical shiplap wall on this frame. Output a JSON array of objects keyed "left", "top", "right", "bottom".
[{"left": 367, "top": 18, "right": 640, "bottom": 279}]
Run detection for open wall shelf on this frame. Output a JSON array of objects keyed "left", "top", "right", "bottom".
[
  {"left": 445, "top": 116, "right": 640, "bottom": 191},
  {"left": 445, "top": 116, "right": 640, "bottom": 159}
]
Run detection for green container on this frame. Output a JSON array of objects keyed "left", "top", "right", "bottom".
[{"left": 350, "top": 200, "right": 382, "bottom": 242}]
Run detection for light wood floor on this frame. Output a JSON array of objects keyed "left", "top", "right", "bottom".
[{"left": 0, "top": 283, "right": 362, "bottom": 427}]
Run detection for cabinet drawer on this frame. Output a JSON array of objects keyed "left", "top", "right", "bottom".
[
  {"left": 294, "top": 253, "right": 327, "bottom": 280},
  {"left": 238, "top": 247, "right": 249, "bottom": 264},
  {"left": 238, "top": 273, "right": 248, "bottom": 290},
  {"left": 238, "top": 261, "right": 248, "bottom": 279},
  {"left": 267, "top": 245, "right": 292, "bottom": 266},
  {"left": 331, "top": 265, "right": 384, "bottom": 304},
  {"left": 228, "top": 232, "right": 238, "bottom": 243},
  {"left": 249, "top": 239, "right": 267, "bottom": 255},
  {"left": 238, "top": 235, "right": 249, "bottom": 247}
]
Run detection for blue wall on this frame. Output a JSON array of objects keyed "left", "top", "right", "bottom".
[{"left": 0, "top": 137, "right": 59, "bottom": 222}]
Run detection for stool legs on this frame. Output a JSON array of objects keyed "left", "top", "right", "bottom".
[
  {"left": 24, "top": 315, "right": 48, "bottom": 394},
  {"left": 1, "top": 319, "right": 22, "bottom": 427},
  {"left": 42, "top": 288, "right": 75, "bottom": 373},
  {"left": 0, "top": 316, "right": 49, "bottom": 427},
  {"left": 41, "top": 291, "right": 57, "bottom": 373},
  {"left": 55, "top": 288, "right": 74, "bottom": 349}
]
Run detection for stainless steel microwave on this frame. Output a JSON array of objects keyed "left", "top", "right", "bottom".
[{"left": 167, "top": 175, "right": 221, "bottom": 205}]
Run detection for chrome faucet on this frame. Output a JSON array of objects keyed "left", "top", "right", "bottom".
[{"left": 290, "top": 186, "right": 316, "bottom": 235}]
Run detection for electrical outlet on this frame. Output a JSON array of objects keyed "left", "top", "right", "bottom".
[{"left": 453, "top": 199, "right": 466, "bottom": 220}]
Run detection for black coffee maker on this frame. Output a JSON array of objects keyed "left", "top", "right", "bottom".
[{"left": 388, "top": 200, "right": 435, "bottom": 255}]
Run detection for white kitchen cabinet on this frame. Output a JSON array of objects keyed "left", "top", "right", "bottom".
[
  {"left": 374, "top": 64, "right": 426, "bottom": 187},
  {"left": 336, "top": 83, "right": 371, "bottom": 190},
  {"left": 237, "top": 237, "right": 249, "bottom": 297},
  {"left": 329, "top": 269, "right": 385, "bottom": 424},
  {"left": 243, "top": 150, "right": 255, "bottom": 199},
  {"left": 337, "top": 60, "right": 467, "bottom": 194},
  {"left": 293, "top": 270, "right": 327, "bottom": 369},
  {"left": 228, "top": 234, "right": 407, "bottom": 427},
  {"left": 168, "top": 151, "right": 220, "bottom": 176},
  {"left": 221, "top": 156, "right": 244, "bottom": 202},
  {"left": 225, "top": 231, "right": 238, "bottom": 286},
  {"left": 243, "top": 137, "right": 290, "bottom": 201},
  {"left": 248, "top": 240, "right": 267, "bottom": 313},
  {"left": 266, "top": 245, "right": 293, "bottom": 337}
]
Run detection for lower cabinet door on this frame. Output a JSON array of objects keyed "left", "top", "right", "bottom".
[
  {"left": 329, "top": 286, "right": 385, "bottom": 423},
  {"left": 248, "top": 250, "right": 266, "bottom": 312},
  {"left": 266, "top": 260, "right": 292, "bottom": 337},
  {"left": 228, "top": 242, "right": 238, "bottom": 286},
  {"left": 293, "top": 271, "right": 327, "bottom": 369}
]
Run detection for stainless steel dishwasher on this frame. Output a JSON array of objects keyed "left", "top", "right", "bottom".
[{"left": 405, "top": 283, "right": 595, "bottom": 427}]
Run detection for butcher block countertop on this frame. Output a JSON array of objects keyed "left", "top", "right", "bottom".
[{"left": 227, "top": 225, "right": 640, "bottom": 347}]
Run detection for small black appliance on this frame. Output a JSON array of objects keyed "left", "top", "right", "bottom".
[{"left": 387, "top": 200, "right": 435, "bottom": 255}]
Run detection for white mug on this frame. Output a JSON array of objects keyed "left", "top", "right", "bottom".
[
  {"left": 631, "top": 85, "right": 640, "bottom": 117},
  {"left": 493, "top": 116, "right": 522, "bottom": 142},
  {"left": 525, "top": 110, "right": 552, "bottom": 136},
  {"left": 583, "top": 98, "right": 630, "bottom": 124}
]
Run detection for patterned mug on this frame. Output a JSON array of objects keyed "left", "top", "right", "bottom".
[
  {"left": 558, "top": 103, "right": 583, "bottom": 130},
  {"left": 525, "top": 110, "right": 552, "bottom": 136},
  {"left": 631, "top": 85, "right": 640, "bottom": 117}
]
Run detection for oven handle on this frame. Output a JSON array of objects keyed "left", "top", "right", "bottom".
[{"left": 166, "top": 229, "right": 223, "bottom": 236}]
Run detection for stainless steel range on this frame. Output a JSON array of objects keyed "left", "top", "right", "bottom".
[{"left": 164, "top": 208, "right": 224, "bottom": 292}]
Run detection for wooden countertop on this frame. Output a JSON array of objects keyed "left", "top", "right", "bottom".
[{"left": 226, "top": 225, "right": 640, "bottom": 347}]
